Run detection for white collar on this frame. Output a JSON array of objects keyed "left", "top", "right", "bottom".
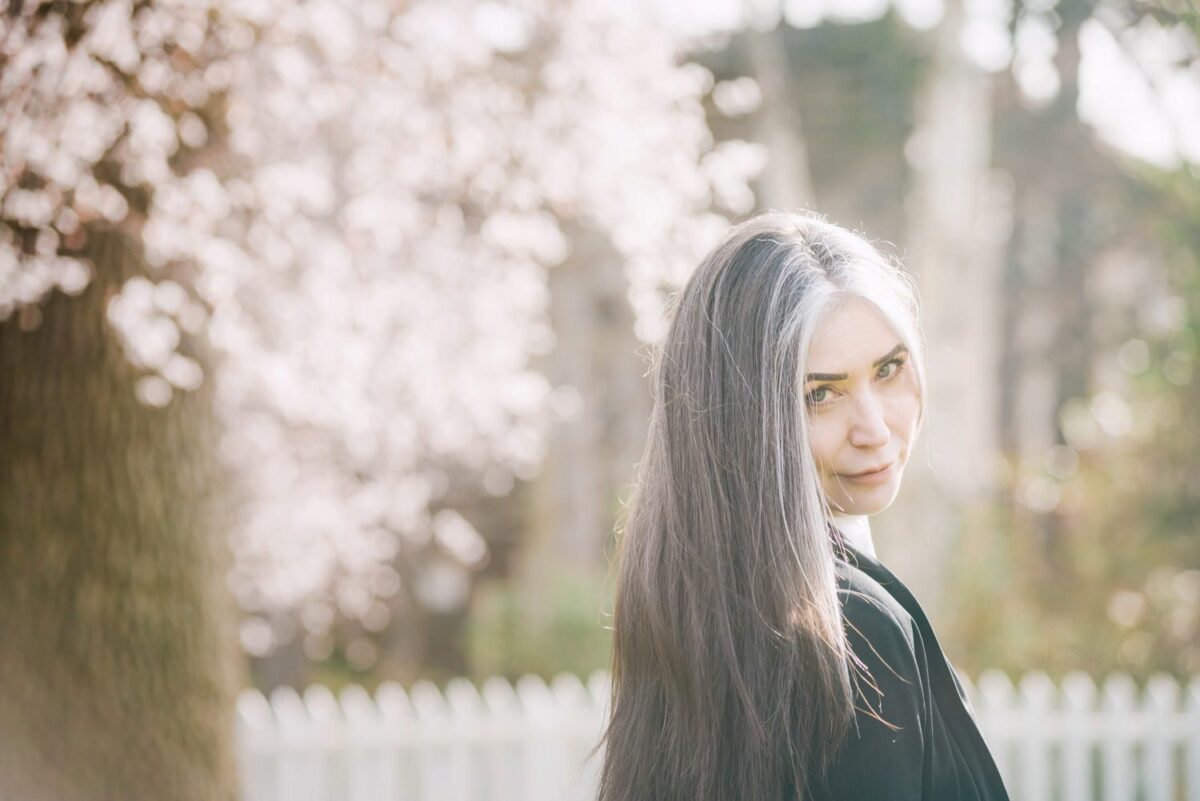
[{"left": 830, "top": 513, "right": 877, "bottom": 559}]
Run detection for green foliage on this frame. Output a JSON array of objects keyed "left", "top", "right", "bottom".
[
  {"left": 465, "top": 567, "right": 613, "bottom": 682},
  {"left": 947, "top": 165, "right": 1200, "bottom": 683}
]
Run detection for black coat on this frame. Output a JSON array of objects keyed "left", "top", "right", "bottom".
[{"left": 812, "top": 539, "right": 1011, "bottom": 801}]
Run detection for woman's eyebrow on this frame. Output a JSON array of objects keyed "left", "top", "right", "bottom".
[{"left": 805, "top": 344, "right": 908, "bottom": 382}]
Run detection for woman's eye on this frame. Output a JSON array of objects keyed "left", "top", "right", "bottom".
[
  {"left": 806, "top": 387, "right": 831, "bottom": 405},
  {"left": 879, "top": 357, "right": 905, "bottom": 380}
]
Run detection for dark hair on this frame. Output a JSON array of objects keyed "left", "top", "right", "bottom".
[{"left": 594, "top": 210, "right": 926, "bottom": 800}]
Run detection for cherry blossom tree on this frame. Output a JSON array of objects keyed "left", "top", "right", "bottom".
[{"left": 2, "top": 0, "right": 763, "bottom": 778}]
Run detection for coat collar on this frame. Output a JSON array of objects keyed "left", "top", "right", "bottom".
[{"left": 829, "top": 513, "right": 876, "bottom": 559}]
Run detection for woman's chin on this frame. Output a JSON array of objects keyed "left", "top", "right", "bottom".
[{"left": 830, "top": 480, "right": 901, "bottom": 516}]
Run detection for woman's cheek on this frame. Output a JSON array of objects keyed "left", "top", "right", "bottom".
[
  {"left": 886, "top": 384, "right": 921, "bottom": 438},
  {"left": 903, "top": 389, "right": 923, "bottom": 440},
  {"left": 808, "top": 418, "right": 842, "bottom": 473}
]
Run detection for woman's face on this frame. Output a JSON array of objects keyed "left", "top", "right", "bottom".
[{"left": 803, "top": 297, "right": 922, "bottom": 517}]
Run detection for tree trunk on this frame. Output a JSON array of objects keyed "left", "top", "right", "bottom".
[
  {"left": 743, "top": 26, "right": 816, "bottom": 211},
  {"left": 893, "top": 0, "right": 1002, "bottom": 613},
  {"left": 0, "top": 230, "right": 243, "bottom": 801}
]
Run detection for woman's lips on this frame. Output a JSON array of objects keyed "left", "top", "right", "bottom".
[{"left": 840, "top": 462, "right": 896, "bottom": 484}]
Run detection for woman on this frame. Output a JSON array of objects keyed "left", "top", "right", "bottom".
[{"left": 595, "top": 210, "right": 1010, "bottom": 801}]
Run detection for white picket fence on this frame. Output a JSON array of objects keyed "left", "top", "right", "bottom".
[{"left": 236, "top": 669, "right": 1200, "bottom": 801}]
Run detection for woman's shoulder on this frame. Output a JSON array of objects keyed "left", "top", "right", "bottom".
[
  {"left": 816, "top": 555, "right": 931, "bottom": 801},
  {"left": 834, "top": 556, "right": 919, "bottom": 658}
]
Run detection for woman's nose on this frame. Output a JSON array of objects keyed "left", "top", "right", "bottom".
[{"left": 848, "top": 391, "right": 890, "bottom": 448}]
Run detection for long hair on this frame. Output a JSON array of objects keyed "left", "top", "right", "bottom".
[{"left": 595, "top": 210, "right": 927, "bottom": 801}]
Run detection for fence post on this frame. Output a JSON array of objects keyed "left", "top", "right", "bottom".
[
  {"left": 516, "top": 674, "right": 563, "bottom": 801},
  {"left": 1018, "top": 671, "right": 1055, "bottom": 801},
  {"left": 1101, "top": 673, "right": 1138, "bottom": 801},
  {"left": 1186, "top": 676, "right": 1200, "bottom": 801},
  {"left": 237, "top": 688, "right": 278, "bottom": 801},
  {"left": 411, "top": 680, "right": 457, "bottom": 801},
  {"left": 271, "top": 686, "right": 322, "bottom": 801},
  {"left": 1144, "top": 673, "right": 1181, "bottom": 801},
  {"left": 376, "top": 681, "right": 417, "bottom": 800},
  {"left": 1060, "top": 670, "right": 1098, "bottom": 801},
  {"left": 587, "top": 670, "right": 612, "bottom": 791},
  {"left": 551, "top": 672, "right": 601, "bottom": 801},
  {"left": 446, "top": 677, "right": 488, "bottom": 801},
  {"left": 305, "top": 684, "right": 347, "bottom": 800},
  {"left": 482, "top": 676, "right": 525, "bottom": 801},
  {"left": 977, "top": 669, "right": 1016, "bottom": 787},
  {"left": 339, "top": 684, "right": 380, "bottom": 801}
]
